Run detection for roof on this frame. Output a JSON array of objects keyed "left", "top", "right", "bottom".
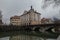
[
  {"left": 10, "top": 16, "right": 20, "bottom": 19},
  {"left": 20, "top": 8, "right": 41, "bottom": 17},
  {"left": 41, "top": 18, "right": 49, "bottom": 21}
]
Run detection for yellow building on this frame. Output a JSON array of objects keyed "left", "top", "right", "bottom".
[
  {"left": 20, "top": 6, "right": 41, "bottom": 26},
  {"left": 10, "top": 16, "right": 21, "bottom": 25}
]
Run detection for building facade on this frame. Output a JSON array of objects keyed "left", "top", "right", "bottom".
[
  {"left": 41, "top": 18, "right": 53, "bottom": 24},
  {"left": 20, "top": 6, "right": 41, "bottom": 26},
  {"left": 10, "top": 16, "right": 21, "bottom": 25}
]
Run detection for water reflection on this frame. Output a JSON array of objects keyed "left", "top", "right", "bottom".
[
  {"left": 0, "top": 35, "right": 56, "bottom": 40},
  {"left": 0, "top": 31, "right": 59, "bottom": 40},
  {"left": 9, "top": 35, "right": 44, "bottom": 40},
  {"left": 0, "top": 37, "right": 9, "bottom": 40}
]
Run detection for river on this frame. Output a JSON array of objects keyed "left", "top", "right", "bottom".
[
  {"left": 0, "top": 35, "right": 56, "bottom": 40},
  {"left": 0, "top": 31, "right": 58, "bottom": 40}
]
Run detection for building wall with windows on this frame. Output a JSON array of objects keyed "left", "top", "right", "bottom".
[
  {"left": 10, "top": 16, "right": 21, "bottom": 25},
  {"left": 41, "top": 18, "right": 53, "bottom": 24},
  {"left": 20, "top": 6, "right": 41, "bottom": 26}
]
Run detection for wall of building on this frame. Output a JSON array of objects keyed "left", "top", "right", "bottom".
[
  {"left": 20, "top": 10, "right": 41, "bottom": 26},
  {"left": 10, "top": 16, "right": 21, "bottom": 26},
  {"left": 41, "top": 18, "right": 53, "bottom": 24}
]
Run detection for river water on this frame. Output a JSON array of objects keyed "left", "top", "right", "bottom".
[
  {"left": 0, "top": 35, "right": 56, "bottom": 40},
  {"left": 0, "top": 31, "right": 57, "bottom": 40}
]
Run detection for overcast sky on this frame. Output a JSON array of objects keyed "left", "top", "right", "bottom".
[{"left": 0, "top": 0, "right": 60, "bottom": 24}]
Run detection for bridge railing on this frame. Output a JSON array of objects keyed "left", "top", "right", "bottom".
[{"left": 0, "top": 23, "right": 60, "bottom": 32}]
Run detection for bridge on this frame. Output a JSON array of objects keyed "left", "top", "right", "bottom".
[
  {"left": 0, "top": 23, "right": 60, "bottom": 32},
  {"left": 0, "top": 23, "right": 60, "bottom": 38}
]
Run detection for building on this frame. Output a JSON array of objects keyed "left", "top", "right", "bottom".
[
  {"left": 10, "top": 16, "right": 21, "bottom": 25},
  {"left": 20, "top": 6, "right": 41, "bottom": 26},
  {"left": 0, "top": 10, "right": 3, "bottom": 25},
  {"left": 41, "top": 18, "right": 53, "bottom": 24}
]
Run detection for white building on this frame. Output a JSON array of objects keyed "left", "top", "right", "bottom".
[{"left": 20, "top": 6, "right": 41, "bottom": 26}]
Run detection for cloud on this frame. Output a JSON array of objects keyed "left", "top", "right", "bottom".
[
  {"left": 0, "top": 0, "right": 60, "bottom": 24},
  {"left": 42, "top": 0, "right": 60, "bottom": 8},
  {"left": 42, "top": 0, "right": 60, "bottom": 19}
]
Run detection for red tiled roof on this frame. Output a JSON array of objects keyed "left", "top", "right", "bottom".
[
  {"left": 41, "top": 18, "right": 49, "bottom": 22},
  {"left": 10, "top": 16, "right": 20, "bottom": 19}
]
